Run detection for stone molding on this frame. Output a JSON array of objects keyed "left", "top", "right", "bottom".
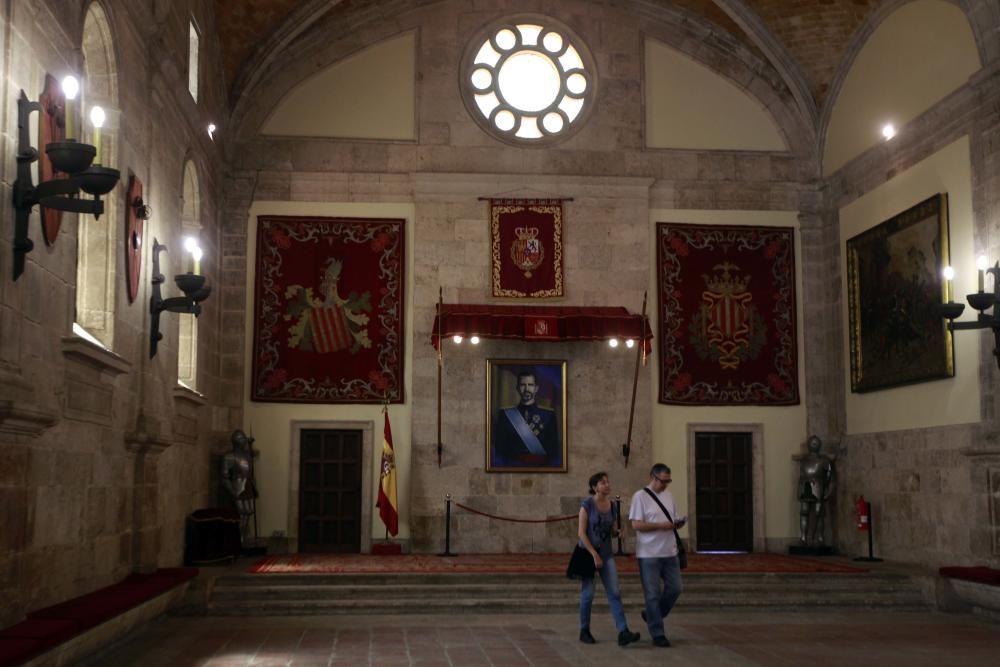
[
  {"left": 124, "top": 412, "right": 173, "bottom": 455},
  {"left": 0, "top": 369, "right": 58, "bottom": 437},
  {"left": 61, "top": 335, "right": 131, "bottom": 377},
  {"left": 172, "top": 384, "right": 207, "bottom": 406}
]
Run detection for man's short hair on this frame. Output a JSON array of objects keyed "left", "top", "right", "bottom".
[
  {"left": 516, "top": 369, "right": 537, "bottom": 382},
  {"left": 650, "top": 463, "right": 671, "bottom": 478}
]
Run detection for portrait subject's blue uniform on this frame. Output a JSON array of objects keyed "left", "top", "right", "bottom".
[{"left": 492, "top": 403, "right": 560, "bottom": 467}]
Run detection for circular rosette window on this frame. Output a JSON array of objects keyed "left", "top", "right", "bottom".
[{"left": 460, "top": 16, "right": 596, "bottom": 145}]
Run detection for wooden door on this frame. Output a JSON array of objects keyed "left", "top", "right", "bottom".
[
  {"left": 298, "top": 429, "right": 362, "bottom": 553},
  {"left": 694, "top": 432, "right": 753, "bottom": 552}
]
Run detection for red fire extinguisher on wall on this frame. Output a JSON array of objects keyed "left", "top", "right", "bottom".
[{"left": 855, "top": 495, "right": 870, "bottom": 531}]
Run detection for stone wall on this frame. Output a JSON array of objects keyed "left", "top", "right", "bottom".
[{"left": 0, "top": 0, "right": 228, "bottom": 628}]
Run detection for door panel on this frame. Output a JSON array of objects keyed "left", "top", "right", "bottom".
[
  {"left": 299, "top": 429, "right": 362, "bottom": 553},
  {"left": 695, "top": 431, "right": 753, "bottom": 552}
]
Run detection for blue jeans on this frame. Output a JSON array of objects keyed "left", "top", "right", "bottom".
[
  {"left": 638, "top": 556, "right": 682, "bottom": 638},
  {"left": 579, "top": 555, "right": 628, "bottom": 633}
]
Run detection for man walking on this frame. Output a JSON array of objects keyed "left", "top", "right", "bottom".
[{"left": 629, "top": 463, "right": 686, "bottom": 647}]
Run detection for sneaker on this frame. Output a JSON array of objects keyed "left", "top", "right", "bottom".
[
  {"left": 579, "top": 629, "right": 596, "bottom": 644},
  {"left": 617, "top": 630, "right": 640, "bottom": 646},
  {"left": 652, "top": 636, "right": 671, "bottom": 648}
]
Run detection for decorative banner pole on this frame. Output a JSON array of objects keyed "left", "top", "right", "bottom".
[
  {"left": 622, "top": 291, "right": 648, "bottom": 467},
  {"left": 437, "top": 287, "right": 444, "bottom": 468}
]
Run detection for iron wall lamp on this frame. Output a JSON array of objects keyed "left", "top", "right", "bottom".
[
  {"left": 149, "top": 238, "right": 211, "bottom": 358},
  {"left": 939, "top": 261, "right": 1000, "bottom": 368},
  {"left": 11, "top": 79, "right": 120, "bottom": 279}
]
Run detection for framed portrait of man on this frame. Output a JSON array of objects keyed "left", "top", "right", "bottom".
[{"left": 486, "top": 359, "right": 567, "bottom": 473}]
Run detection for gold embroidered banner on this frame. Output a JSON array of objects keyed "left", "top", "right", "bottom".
[{"left": 491, "top": 199, "right": 563, "bottom": 298}]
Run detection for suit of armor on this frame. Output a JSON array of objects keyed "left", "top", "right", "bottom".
[
  {"left": 798, "top": 435, "right": 835, "bottom": 545},
  {"left": 221, "top": 430, "right": 257, "bottom": 542}
]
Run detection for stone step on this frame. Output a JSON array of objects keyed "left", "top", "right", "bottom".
[
  {"left": 197, "top": 570, "right": 930, "bottom": 615},
  {"left": 199, "top": 593, "right": 929, "bottom": 616}
]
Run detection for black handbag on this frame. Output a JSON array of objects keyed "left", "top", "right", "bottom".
[
  {"left": 566, "top": 544, "right": 597, "bottom": 580},
  {"left": 643, "top": 488, "right": 688, "bottom": 570}
]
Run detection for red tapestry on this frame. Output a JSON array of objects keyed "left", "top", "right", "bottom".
[
  {"left": 252, "top": 216, "right": 405, "bottom": 403},
  {"left": 657, "top": 223, "right": 798, "bottom": 405},
  {"left": 491, "top": 199, "right": 563, "bottom": 298}
]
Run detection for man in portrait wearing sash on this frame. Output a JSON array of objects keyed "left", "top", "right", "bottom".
[{"left": 492, "top": 369, "right": 560, "bottom": 468}]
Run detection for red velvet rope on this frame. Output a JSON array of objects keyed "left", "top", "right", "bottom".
[{"left": 454, "top": 501, "right": 577, "bottom": 523}]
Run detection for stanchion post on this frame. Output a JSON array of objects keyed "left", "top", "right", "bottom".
[
  {"left": 614, "top": 495, "right": 627, "bottom": 556},
  {"left": 438, "top": 493, "right": 457, "bottom": 557}
]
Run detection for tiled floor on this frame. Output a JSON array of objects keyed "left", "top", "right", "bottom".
[{"left": 82, "top": 609, "right": 1000, "bottom": 667}]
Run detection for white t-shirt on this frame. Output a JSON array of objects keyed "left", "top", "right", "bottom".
[{"left": 629, "top": 486, "right": 680, "bottom": 559}]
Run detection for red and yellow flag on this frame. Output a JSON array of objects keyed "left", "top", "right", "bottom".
[{"left": 377, "top": 410, "right": 399, "bottom": 536}]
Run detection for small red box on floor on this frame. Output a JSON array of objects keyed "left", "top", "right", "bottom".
[{"left": 371, "top": 543, "right": 402, "bottom": 555}]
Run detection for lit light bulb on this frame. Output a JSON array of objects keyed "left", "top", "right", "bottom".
[
  {"left": 452, "top": 335, "right": 463, "bottom": 344},
  {"left": 881, "top": 123, "right": 896, "bottom": 140},
  {"left": 61, "top": 75, "right": 80, "bottom": 140},
  {"left": 943, "top": 266, "right": 955, "bottom": 281},
  {"left": 61, "top": 76, "right": 79, "bottom": 100},
  {"left": 608, "top": 338, "right": 619, "bottom": 348},
  {"left": 470, "top": 335, "right": 480, "bottom": 345},
  {"left": 207, "top": 123, "right": 216, "bottom": 140},
  {"left": 184, "top": 237, "right": 198, "bottom": 253},
  {"left": 625, "top": 339, "right": 635, "bottom": 348},
  {"left": 89, "top": 106, "right": 105, "bottom": 128},
  {"left": 977, "top": 256, "right": 989, "bottom": 271}
]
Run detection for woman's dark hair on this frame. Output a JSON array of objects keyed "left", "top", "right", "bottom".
[{"left": 588, "top": 471, "right": 608, "bottom": 494}]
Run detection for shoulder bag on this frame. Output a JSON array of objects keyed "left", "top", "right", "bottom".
[{"left": 642, "top": 488, "right": 688, "bottom": 569}]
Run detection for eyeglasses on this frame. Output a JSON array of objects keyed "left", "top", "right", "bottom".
[{"left": 655, "top": 477, "right": 671, "bottom": 484}]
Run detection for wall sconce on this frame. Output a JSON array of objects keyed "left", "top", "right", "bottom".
[
  {"left": 938, "top": 259, "right": 1000, "bottom": 368},
  {"left": 149, "top": 238, "right": 211, "bottom": 358},
  {"left": 11, "top": 77, "right": 120, "bottom": 280}
]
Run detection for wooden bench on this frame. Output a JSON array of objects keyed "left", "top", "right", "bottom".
[{"left": 0, "top": 568, "right": 197, "bottom": 666}]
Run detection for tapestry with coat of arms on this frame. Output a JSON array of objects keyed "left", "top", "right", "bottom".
[
  {"left": 656, "top": 223, "right": 799, "bottom": 406},
  {"left": 491, "top": 199, "right": 563, "bottom": 298},
  {"left": 251, "top": 216, "right": 405, "bottom": 403}
]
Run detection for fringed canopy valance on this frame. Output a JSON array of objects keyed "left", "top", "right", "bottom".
[{"left": 430, "top": 304, "right": 653, "bottom": 352}]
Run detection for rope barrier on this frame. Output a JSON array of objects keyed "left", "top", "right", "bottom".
[{"left": 454, "top": 501, "right": 577, "bottom": 523}]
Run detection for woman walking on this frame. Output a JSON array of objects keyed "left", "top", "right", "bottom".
[{"left": 577, "top": 471, "right": 641, "bottom": 646}]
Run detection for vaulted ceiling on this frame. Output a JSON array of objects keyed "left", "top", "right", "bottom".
[{"left": 213, "top": 0, "right": 883, "bottom": 113}]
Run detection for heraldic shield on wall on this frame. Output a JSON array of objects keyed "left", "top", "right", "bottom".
[
  {"left": 491, "top": 199, "right": 564, "bottom": 298},
  {"left": 252, "top": 216, "right": 405, "bottom": 404},
  {"left": 656, "top": 223, "right": 799, "bottom": 406}
]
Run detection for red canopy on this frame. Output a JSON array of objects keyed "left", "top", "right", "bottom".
[{"left": 431, "top": 304, "right": 653, "bottom": 352}]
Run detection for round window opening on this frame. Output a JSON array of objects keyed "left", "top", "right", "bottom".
[{"left": 461, "top": 16, "right": 596, "bottom": 145}]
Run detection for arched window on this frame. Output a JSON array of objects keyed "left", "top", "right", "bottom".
[
  {"left": 76, "top": 2, "right": 119, "bottom": 347},
  {"left": 177, "top": 160, "right": 201, "bottom": 389}
]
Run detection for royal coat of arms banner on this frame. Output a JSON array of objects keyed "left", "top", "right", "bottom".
[
  {"left": 252, "top": 216, "right": 405, "bottom": 403},
  {"left": 491, "top": 199, "right": 564, "bottom": 298},
  {"left": 656, "top": 223, "right": 799, "bottom": 406}
]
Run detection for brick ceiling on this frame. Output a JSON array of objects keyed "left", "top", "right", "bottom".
[{"left": 214, "top": 0, "right": 883, "bottom": 110}]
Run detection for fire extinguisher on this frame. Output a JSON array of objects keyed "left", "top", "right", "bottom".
[{"left": 855, "top": 495, "right": 869, "bottom": 531}]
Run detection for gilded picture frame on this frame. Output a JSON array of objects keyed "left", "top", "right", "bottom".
[
  {"left": 486, "top": 359, "right": 567, "bottom": 473},
  {"left": 847, "top": 193, "right": 954, "bottom": 392}
]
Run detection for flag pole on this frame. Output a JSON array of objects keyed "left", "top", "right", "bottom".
[
  {"left": 623, "top": 291, "right": 647, "bottom": 468},
  {"left": 437, "top": 287, "right": 443, "bottom": 468}
]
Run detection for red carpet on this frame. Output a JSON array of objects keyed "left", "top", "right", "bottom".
[{"left": 248, "top": 552, "right": 866, "bottom": 574}]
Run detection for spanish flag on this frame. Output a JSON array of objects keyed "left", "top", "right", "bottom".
[{"left": 376, "top": 410, "right": 399, "bottom": 537}]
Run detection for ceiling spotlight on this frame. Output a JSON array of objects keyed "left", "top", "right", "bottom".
[
  {"left": 608, "top": 338, "right": 619, "bottom": 348},
  {"left": 470, "top": 335, "right": 480, "bottom": 345},
  {"left": 625, "top": 339, "right": 635, "bottom": 348},
  {"left": 881, "top": 123, "right": 896, "bottom": 140},
  {"left": 452, "top": 335, "right": 463, "bottom": 344}
]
